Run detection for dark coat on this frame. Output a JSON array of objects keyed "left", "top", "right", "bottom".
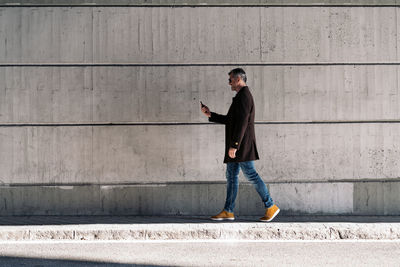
[{"left": 209, "top": 86, "right": 259, "bottom": 163}]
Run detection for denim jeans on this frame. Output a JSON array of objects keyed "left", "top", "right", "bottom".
[{"left": 224, "top": 161, "right": 273, "bottom": 213}]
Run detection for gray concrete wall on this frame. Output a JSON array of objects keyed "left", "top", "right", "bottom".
[
  {"left": 2, "top": 66, "right": 400, "bottom": 123},
  {"left": 1, "top": 181, "right": 399, "bottom": 216},
  {"left": 2, "top": 123, "right": 400, "bottom": 184},
  {"left": 0, "top": 7, "right": 399, "bottom": 64},
  {"left": 1, "top": 2, "right": 400, "bottom": 215}
]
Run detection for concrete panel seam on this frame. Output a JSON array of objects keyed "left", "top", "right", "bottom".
[
  {"left": 1, "top": 4, "right": 400, "bottom": 8},
  {"left": 3, "top": 120, "right": 400, "bottom": 127},
  {"left": 3, "top": 62, "right": 400, "bottom": 67},
  {"left": 2, "top": 180, "right": 400, "bottom": 188}
]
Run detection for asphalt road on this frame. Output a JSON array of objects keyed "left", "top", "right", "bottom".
[{"left": 0, "top": 240, "right": 399, "bottom": 266}]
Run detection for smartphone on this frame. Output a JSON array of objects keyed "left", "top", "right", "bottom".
[{"left": 200, "top": 101, "right": 205, "bottom": 108}]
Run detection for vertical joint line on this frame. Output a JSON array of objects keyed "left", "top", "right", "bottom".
[
  {"left": 259, "top": 7, "right": 262, "bottom": 62},
  {"left": 396, "top": 7, "right": 398, "bottom": 65}
]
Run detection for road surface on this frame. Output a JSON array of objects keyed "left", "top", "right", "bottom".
[{"left": 0, "top": 240, "right": 398, "bottom": 266}]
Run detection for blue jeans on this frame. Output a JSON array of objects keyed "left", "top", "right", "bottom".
[{"left": 224, "top": 161, "right": 273, "bottom": 213}]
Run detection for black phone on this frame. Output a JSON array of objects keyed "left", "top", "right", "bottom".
[{"left": 200, "top": 101, "right": 206, "bottom": 108}]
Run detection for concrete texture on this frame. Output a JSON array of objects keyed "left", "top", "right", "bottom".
[
  {"left": 0, "top": 7, "right": 398, "bottom": 63},
  {"left": 0, "top": 181, "right": 399, "bottom": 216},
  {"left": 271, "top": 183, "right": 354, "bottom": 214},
  {"left": 353, "top": 182, "right": 400, "bottom": 215},
  {"left": 2, "top": 66, "right": 400, "bottom": 123},
  {"left": 1, "top": 3, "right": 400, "bottom": 216},
  {"left": 2, "top": 124, "right": 400, "bottom": 184},
  {"left": 1, "top": 216, "right": 400, "bottom": 241},
  {"left": 2, "top": 1, "right": 400, "bottom": 5}
]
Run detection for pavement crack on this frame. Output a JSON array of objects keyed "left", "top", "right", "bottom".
[{"left": 338, "top": 230, "right": 344, "bottom": 239}]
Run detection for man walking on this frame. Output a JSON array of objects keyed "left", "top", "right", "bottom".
[{"left": 201, "top": 68, "right": 280, "bottom": 222}]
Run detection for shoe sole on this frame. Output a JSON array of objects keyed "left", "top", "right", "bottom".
[
  {"left": 210, "top": 218, "right": 235, "bottom": 221},
  {"left": 260, "top": 208, "right": 280, "bottom": 222}
]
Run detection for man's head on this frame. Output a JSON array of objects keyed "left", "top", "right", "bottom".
[{"left": 228, "top": 68, "right": 247, "bottom": 92}]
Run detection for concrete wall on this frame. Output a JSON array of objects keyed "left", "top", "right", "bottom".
[{"left": 1, "top": 1, "right": 400, "bottom": 215}]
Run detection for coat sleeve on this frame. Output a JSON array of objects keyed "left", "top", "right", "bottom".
[
  {"left": 230, "top": 94, "right": 251, "bottom": 150},
  {"left": 208, "top": 112, "right": 227, "bottom": 124}
]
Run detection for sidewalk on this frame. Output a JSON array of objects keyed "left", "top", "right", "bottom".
[{"left": 0, "top": 216, "right": 400, "bottom": 241}]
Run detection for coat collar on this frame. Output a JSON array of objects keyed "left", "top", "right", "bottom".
[{"left": 234, "top": 86, "right": 248, "bottom": 98}]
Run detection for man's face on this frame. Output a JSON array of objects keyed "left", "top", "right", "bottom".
[{"left": 228, "top": 74, "right": 240, "bottom": 91}]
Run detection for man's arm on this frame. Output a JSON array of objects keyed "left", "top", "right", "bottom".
[
  {"left": 230, "top": 94, "right": 251, "bottom": 151},
  {"left": 201, "top": 103, "right": 227, "bottom": 124},
  {"left": 209, "top": 112, "right": 227, "bottom": 124}
]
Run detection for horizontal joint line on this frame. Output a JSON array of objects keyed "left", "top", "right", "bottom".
[
  {"left": 1, "top": 62, "right": 400, "bottom": 67},
  {"left": 0, "top": 4, "right": 400, "bottom": 7},
  {"left": 1, "top": 179, "right": 400, "bottom": 187},
  {"left": 2, "top": 121, "right": 400, "bottom": 127}
]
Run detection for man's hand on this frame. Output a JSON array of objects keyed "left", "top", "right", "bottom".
[
  {"left": 228, "top": 147, "right": 237, "bottom": 159},
  {"left": 201, "top": 104, "right": 211, "bottom": 118}
]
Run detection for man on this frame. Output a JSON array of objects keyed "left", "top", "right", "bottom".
[{"left": 201, "top": 68, "right": 280, "bottom": 222}]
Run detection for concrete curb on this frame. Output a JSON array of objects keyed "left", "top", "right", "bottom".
[{"left": 1, "top": 222, "right": 400, "bottom": 241}]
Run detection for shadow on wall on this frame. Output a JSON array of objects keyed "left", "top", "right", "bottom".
[
  {"left": 0, "top": 256, "right": 176, "bottom": 267},
  {"left": 2, "top": 181, "right": 400, "bottom": 217}
]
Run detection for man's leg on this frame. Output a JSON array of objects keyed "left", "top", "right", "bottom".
[
  {"left": 223, "top": 162, "right": 240, "bottom": 212},
  {"left": 239, "top": 161, "right": 273, "bottom": 208},
  {"left": 211, "top": 162, "right": 239, "bottom": 220},
  {"left": 239, "top": 161, "right": 280, "bottom": 221}
]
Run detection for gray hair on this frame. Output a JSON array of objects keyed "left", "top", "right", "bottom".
[{"left": 228, "top": 68, "right": 247, "bottom": 83}]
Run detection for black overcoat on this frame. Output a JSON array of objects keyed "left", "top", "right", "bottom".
[{"left": 209, "top": 86, "right": 259, "bottom": 163}]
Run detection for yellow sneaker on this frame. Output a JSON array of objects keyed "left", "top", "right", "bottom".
[
  {"left": 260, "top": 204, "right": 280, "bottom": 222},
  {"left": 211, "top": 210, "right": 235, "bottom": 221}
]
